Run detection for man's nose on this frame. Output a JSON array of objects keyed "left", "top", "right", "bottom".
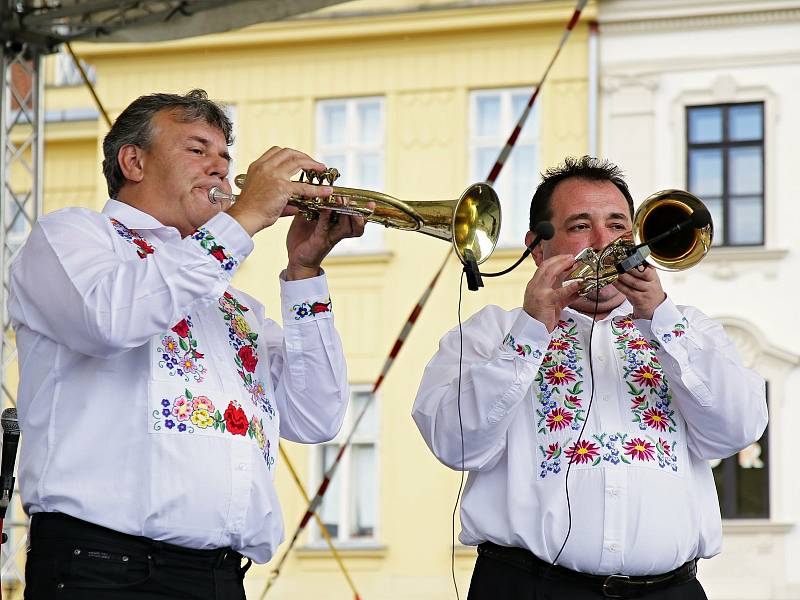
[{"left": 207, "top": 156, "right": 229, "bottom": 180}]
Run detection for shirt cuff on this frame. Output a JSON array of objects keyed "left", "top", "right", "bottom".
[
  {"left": 280, "top": 270, "right": 333, "bottom": 323},
  {"left": 642, "top": 297, "right": 688, "bottom": 348},
  {"left": 188, "top": 212, "right": 254, "bottom": 272},
  {"left": 499, "top": 311, "right": 551, "bottom": 362}
]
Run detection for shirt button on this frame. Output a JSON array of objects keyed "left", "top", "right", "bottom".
[
  {"left": 597, "top": 355, "right": 605, "bottom": 363},
  {"left": 238, "top": 463, "right": 247, "bottom": 471},
  {"left": 601, "top": 395, "right": 609, "bottom": 402},
  {"left": 610, "top": 543, "right": 620, "bottom": 552}
]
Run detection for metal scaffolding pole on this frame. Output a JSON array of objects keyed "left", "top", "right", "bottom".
[{"left": 1, "top": 42, "right": 44, "bottom": 410}]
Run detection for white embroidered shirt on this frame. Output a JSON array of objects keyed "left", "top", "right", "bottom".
[
  {"left": 9, "top": 200, "right": 349, "bottom": 563},
  {"left": 412, "top": 300, "right": 767, "bottom": 575}
]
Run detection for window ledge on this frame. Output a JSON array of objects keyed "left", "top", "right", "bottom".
[
  {"left": 296, "top": 543, "right": 388, "bottom": 560},
  {"left": 722, "top": 520, "right": 794, "bottom": 535},
  {"left": 703, "top": 247, "right": 788, "bottom": 263},
  {"left": 324, "top": 251, "right": 393, "bottom": 266}
]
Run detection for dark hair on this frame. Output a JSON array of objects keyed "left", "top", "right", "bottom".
[
  {"left": 102, "top": 89, "right": 233, "bottom": 198},
  {"left": 528, "top": 155, "right": 634, "bottom": 231}
]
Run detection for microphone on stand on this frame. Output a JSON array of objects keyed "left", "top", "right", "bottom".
[{"left": 0, "top": 408, "right": 20, "bottom": 523}]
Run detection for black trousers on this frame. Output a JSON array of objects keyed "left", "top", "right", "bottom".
[
  {"left": 24, "top": 513, "right": 252, "bottom": 600},
  {"left": 467, "top": 550, "right": 709, "bottom": 600}
]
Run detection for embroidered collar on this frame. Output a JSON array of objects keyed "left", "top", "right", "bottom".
[
  {"left": 102, "top": 199, "right": 177, "bottom": 234},
  {"left": 562, "top": 300, "right": 634, "bottom": 325}
]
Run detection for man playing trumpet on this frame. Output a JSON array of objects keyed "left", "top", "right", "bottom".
[
  {"left": 10, "top": 89, "right": 366, "bottom": 599},
  {"left": 413, "top": 155, "right": 767, "bottom": 599}
]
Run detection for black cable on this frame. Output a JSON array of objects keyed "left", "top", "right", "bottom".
[
  {"left": 550, "top": 268, "right": 602, "bottom": 567},
  {"left": 451, "top": 269, "right": 467, "bottom": 600}
]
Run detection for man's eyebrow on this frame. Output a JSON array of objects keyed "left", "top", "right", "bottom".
[
  {"left": 564, "top": 212, "right": 592, "bottom": 224},
  {"left": 607, "top": 212, "right": 629, "bottom": 221},
  {"left": 188, "top": 135, "right": 231, "bottom": 162}
]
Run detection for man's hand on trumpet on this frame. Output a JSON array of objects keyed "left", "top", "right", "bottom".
[{"left": 225, "top": 146, "right": 333, "bottom": 236}]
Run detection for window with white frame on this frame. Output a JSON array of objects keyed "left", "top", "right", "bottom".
[
  {"left": 54, "top": 49, "right": 96, "bottom": 87},
  {"left": 312, "top": 386, "right": 379, "bottom": 544},
  {"left": 316, "top": 97, "right": 385, "bottom": 253},
  {"left": 470, "top": 88, "right": 540, "bottom": 247}
]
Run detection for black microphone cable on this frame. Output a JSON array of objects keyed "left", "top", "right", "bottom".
[{"left": 550, "top": 266, "right": 602, "bottom": 568}]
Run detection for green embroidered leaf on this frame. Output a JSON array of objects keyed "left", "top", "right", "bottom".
[
  {"left": 626, "top": 382, "right": 643, "bottom": 395},
  {"left": 249, "top": 333, "right": 258, "bottom": 342},
  {"left": 185, "top": 389, "right": 193, "bottom": 399},
  {"left": 656, "top": 441, "right": 664, "bottom": 455},
  {"left": 592, "top": 457, "right": 601, "bottom": 466},
  {"left": 568, "top": 382, "right": 583, "bottom": 395},
  {"left": 552, "top": 448, "right": 562, "bottom": 459},
  {"left": 538, "top": 427, "right": 546, "bottom": 435},
  {"left": 179, "top": 338, "right": 189, "bottom": 351},
  {"left": 564, "top": 398, "right": 577, "bottom": 410},
  {"left": 621, "top": 456, "right": 631, "bottom": 464}
]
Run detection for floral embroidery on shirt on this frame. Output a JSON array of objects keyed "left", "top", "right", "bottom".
[
  {"left": 110, "top": 218, "right": 154, "bottom": 258},
  {"left": 152, "top": 389, "right": 275, "bottom": 468},
  {"left": 535, "top": 319, "right": 586, "bottom": 434},
  {"left": 292, "top": 298, "right": 332, "bottom": 320},
  {"left": 218, "top": 292, "right": 275, "bottom": 419},
  {"left": 659, "top": 317, "right": 688, "bottom": 344},
  {"left": 502, "top": 333, "right": 542, "bottom": 359},
  {"left": 190, "top": 227, "right": 238, "bottom": 271},
  {"left": 157, "top": 316, "right": 207, "bottom": 383},
  {"left": 538, "top": 431, "right": 678, "bottom": 478},
  {"left": 612, "top": 315, "right": 678, "bottom": 435}
]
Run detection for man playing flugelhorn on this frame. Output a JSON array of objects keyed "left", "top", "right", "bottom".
[{"left": 413, "top": 155, "right": 767, "bottom": 600}]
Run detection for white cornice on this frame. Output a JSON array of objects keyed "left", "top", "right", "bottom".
[{"left": 599, "top": 6, "right": 800, "bottom": 34}]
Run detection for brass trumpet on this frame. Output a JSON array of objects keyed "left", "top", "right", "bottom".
[
  {"left": 564, "top": 189, "right": 713, "bottom": 296},
  {"left": 209, "top": 168, "right": 502, "bottom": 265}
]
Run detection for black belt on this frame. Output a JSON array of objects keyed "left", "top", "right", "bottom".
[
  {"left": 477, "top": 541, "right": 697, "bottom": 599},
  {"left": 29, "top": 512, "right": 251, "bottom": 575}
]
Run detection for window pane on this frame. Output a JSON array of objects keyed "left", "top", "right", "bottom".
[
  {"left": 729, "top": 196, "right": 763, "bottom": 245},
  {"left": 688, "top": 107, "right": 722, "bottom": 143},
  {"left": 688, "top": 149, "right": 723, "bottom": 196},
  {"left": 350, "top": 444, "right": 376, "bottom": 539},
  {"left": 352, "top": 391, "right": 377, "bottom": 438},
  {"left": 729, "top": 104, "right": 763, "bottom": 141},
  {"left": 728, "top": 147, "right": 762, "bottom": 195},
  {"left": 507, "top": 145, "right": 537, "bottom": 241},
  {"left": 320, "top": 104, "right": 346, "bottom": 145},
  {"left": 474, "top": 147, "right": 499, "bottom": 182},
  {"left": 703, "top": 197, "right": 724, "bottom": 246},
  {"left": 319, "top": 445, "right": 341, "bottom": 537},
  {"left": 356, "top": 153, "right": 382, "bottom": 191},
  {"left": 357, "top": 101, "right": 382, "bottom": 143},
  {"left": 475, "top": 96, "right": 500, "bottom": 137},
  {"left": 736, "top": 435, "right": 768, "bottom": 518},
  {"left": 511, "top": 93, "right": 535, "bottom": 139}
]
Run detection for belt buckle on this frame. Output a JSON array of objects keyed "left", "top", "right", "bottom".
[{"left": 603, "top": 574, "right": 631, "bottom": 599}]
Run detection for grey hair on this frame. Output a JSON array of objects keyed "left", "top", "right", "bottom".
[{"left": 101, "top": 89, "right": 233, "bottom": 198}]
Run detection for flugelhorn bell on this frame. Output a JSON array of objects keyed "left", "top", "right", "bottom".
[
  {"left": 210, "top": 169, "right": 502, "bottom": 265},
  {"left": 564, "top": 189, "right": 713, "bottom": 297}
]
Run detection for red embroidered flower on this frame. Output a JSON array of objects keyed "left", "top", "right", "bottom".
[
  {"left": 548, "top": 339, "right": 570, "bottom": 351},
  {"left": 224, "top": 401, "right": 249, "bottom": 435},
  {"left": 623, "top": 437, "right": 655, "bottom": 461},
  {"left": 564, "top": 394, "right": 582, "bottom": 408},
  {"left": 643, "top": 407, "right": 669, "bottom": 432},
  {"left": 545, "top": 442, "right": 561, "bottom": 460},
  {"left": 615, "top": 316, "right": 635, "bottom": 329},
  {"left": 632, "top": 365, "right": 661, "bottom": 388},
  {"left": 556, "top": 320, "right": 570, "bottom": 329},
  {"left": 672, "top": 328, "right": 685, "bottom": 337},
  {"left": 310, "top": 301, "right": 331, "bottom": 314},
  {"left": 171, "top": 319, "right": 190, "bottom": 338},
  {"left": 565, "top": 439, "right": 600, "bottom": 464},
  {"left": 546, "top": 407, "right": 574, "bottom": 431},
  {"left": 133, "top": 238, "right": 154, "bottom": 257},
  {"left": 627, "top": 337, "right": 653, "bottom": 351},
  {"left": 238, "top": 345, "right": 258, "bottom": 373},
  {"left": 658, "top": 438, "right": 672, "bottom": 456},
  {"left": 631, "top": 395, "right": 647, "bottom": 409},
  {"left": 210, "top": 245, "right": 227, "bottom": 263},
  {"left": 544, "top": 365, "right": 577, "bottom": 386}
]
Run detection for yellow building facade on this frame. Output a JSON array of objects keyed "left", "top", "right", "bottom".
[{"left": 29, "top": 1, "right": 595, "bottom": 598}]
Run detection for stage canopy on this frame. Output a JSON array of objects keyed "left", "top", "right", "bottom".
[{"left": 1, "top": 0, "right": 352, "bottom": 49}]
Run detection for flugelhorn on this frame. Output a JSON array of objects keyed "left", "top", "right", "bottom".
[
  {"left": 209, "top": 168, "right": 502, "bottom": 265},
  {"left": 564, "top": 189, "right": 713, "bottom": 296}
]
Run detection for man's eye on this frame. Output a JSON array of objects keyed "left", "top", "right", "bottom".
[
  {"left": 569, "top": 224, "right": 589, "bottom": 231},
  {"left": 189, "top": 148, "right": 203, "bottom": 154}
]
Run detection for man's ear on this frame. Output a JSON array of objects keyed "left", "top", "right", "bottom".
[
  {"left": 118, "top": 144, "right": 145, "bottom": 183},
  {"left": 525, "top": 230, "right": 545, "bottom": 267}
]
